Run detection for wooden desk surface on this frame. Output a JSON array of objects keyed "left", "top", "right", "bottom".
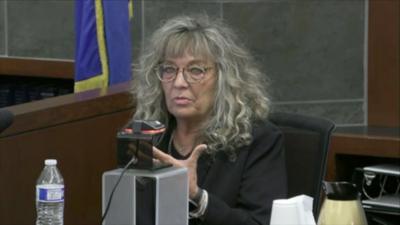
[
  {"left": 326, "top": 126, "right": 400, "bottom": 181},
  {"left": 332, "top": 126, "right": 399, "bottom": 158},
  {"left": 334, "top": 126, "right": 399, "bottom": 140}
]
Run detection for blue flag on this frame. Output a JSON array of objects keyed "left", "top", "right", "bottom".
[{"left": 74, "top": 0, "right": 132, "bottom": 92}]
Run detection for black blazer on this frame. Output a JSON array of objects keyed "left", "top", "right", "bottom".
[{"left": 137, "top": 121, "right": 288, "bottom": 225}]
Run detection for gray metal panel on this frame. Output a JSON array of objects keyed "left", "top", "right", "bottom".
[
  {"left": 156, "top": 170, "right": 188, "bottom": 225},
  {"left": 102, "top": 170, "right": 136, "bottom": 225},
  {"left": 102, "top": 167, "right": 188, "bottom": 225}
]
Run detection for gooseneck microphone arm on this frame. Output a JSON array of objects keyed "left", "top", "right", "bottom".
[{"left": 0, "top": 109, "right": 14, "bottom": 133}]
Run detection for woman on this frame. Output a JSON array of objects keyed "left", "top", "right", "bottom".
[{"left": 132, "top": 15, "right": 287, "bottom": 225}]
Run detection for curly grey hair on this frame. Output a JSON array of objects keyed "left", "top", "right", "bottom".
[{"left": 132, "top": 15, "right": 270, "bottom": 159}]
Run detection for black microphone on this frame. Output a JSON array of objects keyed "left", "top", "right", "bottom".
[{"left": 0, "top": 109, "right": 14, "bottom": 133}]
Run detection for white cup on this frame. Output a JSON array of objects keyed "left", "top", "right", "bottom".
[{"left": 270, "top": 195, "right": 315, "bottom": 225}]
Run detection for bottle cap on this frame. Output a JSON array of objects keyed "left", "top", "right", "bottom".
[{"left": 45, "top": 159, "right": 57, "bottom": 166}]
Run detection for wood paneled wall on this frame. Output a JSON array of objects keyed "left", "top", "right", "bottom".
[
  {"left": 0, "top": 82, "right": 134, "bottom": 225},
  {"left": 368, "top": 0, "right": 400, "bottom": 127}
]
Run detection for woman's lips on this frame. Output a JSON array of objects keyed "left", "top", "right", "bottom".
[{"left": 173, "top": 96, "right": 192, "bottom": 105}]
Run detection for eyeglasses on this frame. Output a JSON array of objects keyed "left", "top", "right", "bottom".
[{"left": 156, "top": 64, "right": 213, "bottom": 84}]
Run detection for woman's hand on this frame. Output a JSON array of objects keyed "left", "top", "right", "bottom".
[{"left": 152, "top": 144, "right": 207, "bottom": 199}]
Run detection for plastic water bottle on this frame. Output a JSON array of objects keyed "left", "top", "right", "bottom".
[{"left": 36, "top": 159, "right": 64, "bottom": 225}]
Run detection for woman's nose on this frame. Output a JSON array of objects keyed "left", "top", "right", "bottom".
[{"left": 173, "top": 69, "right": 189, "bottom": 87}]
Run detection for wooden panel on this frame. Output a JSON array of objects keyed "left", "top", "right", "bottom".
[
  {"left": 0, "top": 57, "right": 74, "bottom": 79},
  {"left": 2, "top": 82, "right": 134, "bottom": 136},
  {"left": 0, "top": 82, "right": 135, "bottom": 225},
  {"left": 368, "top": 0, "right": 400, "bottom": 127},
  {"left": 0, "top": 111, "right": 131, "bottom": 225},
  {"left": 326, "top": 127, "right": 400, "bottom": 181}
]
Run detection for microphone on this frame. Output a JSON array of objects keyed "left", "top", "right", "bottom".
[{"left": 0, "top": 109, "right": 14, "bottom": 133}]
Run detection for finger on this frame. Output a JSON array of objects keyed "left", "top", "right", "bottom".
[
  {"left": 153, "top": 158, "right": 163, "bottom": 167},
  {"left": 152, "top": 146, "right": 176, "bottom": 164},
  {"left": 129, "top": 142, "right": 152, "bottom": 161},
  {"left": 189, "top": 144, "right": 207, "bottom": 162},
  {"left": 128, "top": 143, "right": 138, "bottom": 152},
  {"left": 139, "top": 140, "right": 153, "bottom": 149}
]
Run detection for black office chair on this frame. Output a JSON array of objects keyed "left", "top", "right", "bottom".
[{"left": 269, "top": 112, "right": 335, "bottom": 216}]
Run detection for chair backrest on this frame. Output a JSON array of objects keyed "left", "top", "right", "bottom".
[{"left": 269, "top": 112, "right": 335, "bottom": 216}]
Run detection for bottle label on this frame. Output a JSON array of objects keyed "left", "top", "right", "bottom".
[{"left": 36, "top": 184, "right": 64, "bottom": 202}]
